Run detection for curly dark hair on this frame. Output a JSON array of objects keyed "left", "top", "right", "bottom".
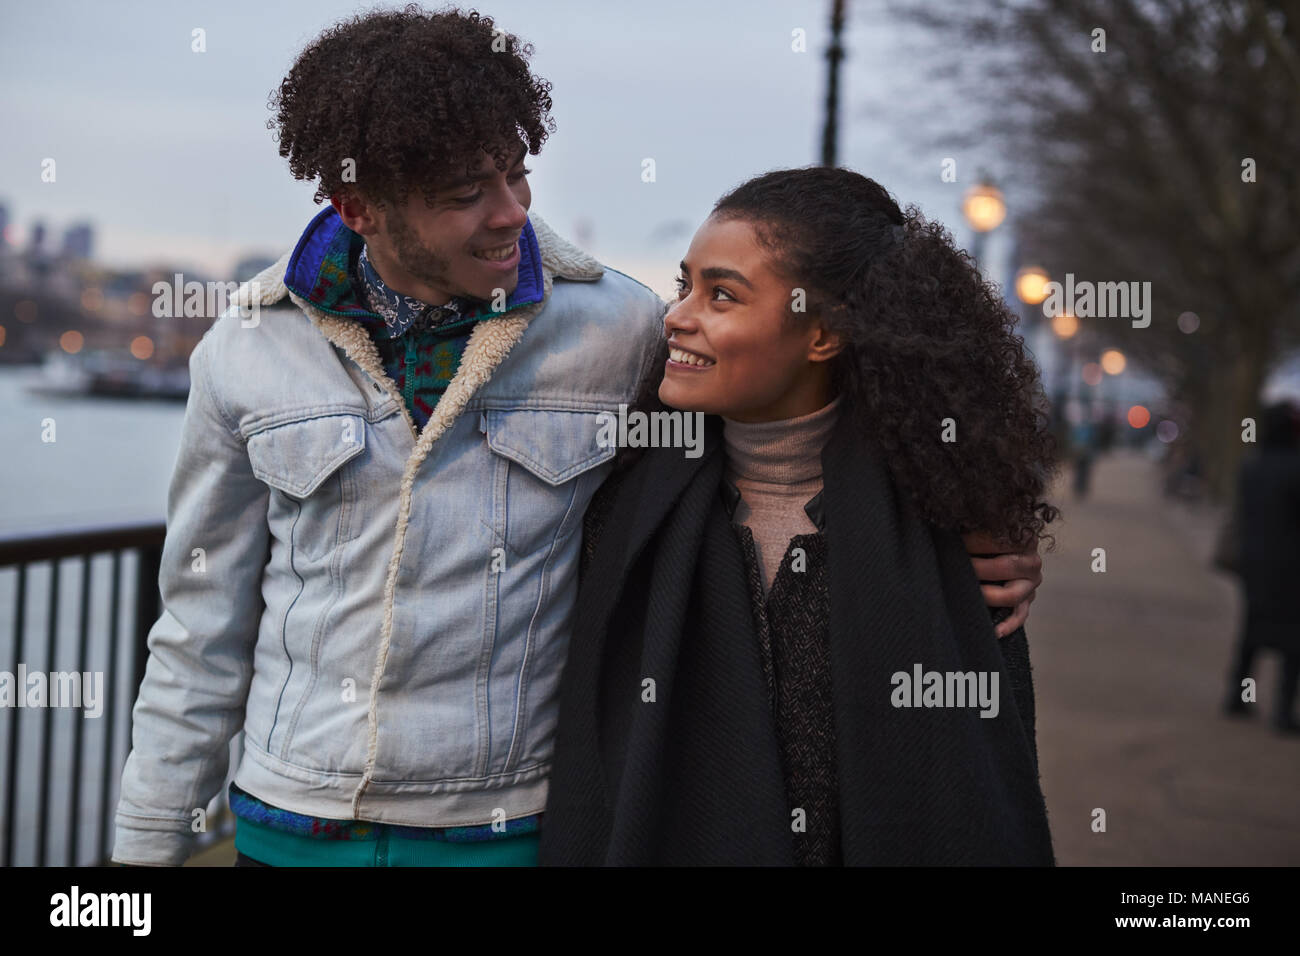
[
  {"left": 629, "top": 166, "right": 1060, "bottom": 549},
  {"left": 268, "top": 4, "right": 555, "bottom": 207}
]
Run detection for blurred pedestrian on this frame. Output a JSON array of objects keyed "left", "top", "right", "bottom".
[
  {"left": 1071, "top": 415, "right": 1098, "bottom": 499},
  {"left": 1223, "top": 401, "right": 1300, "bottom": 734}
]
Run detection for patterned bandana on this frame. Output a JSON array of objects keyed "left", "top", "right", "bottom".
[{"left": 355, "top": 243, "right": 471, "bottom": 337}]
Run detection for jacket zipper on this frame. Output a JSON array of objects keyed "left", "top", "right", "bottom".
[{"left": 403, "top": 335, "right": 418, "bottom": 420}]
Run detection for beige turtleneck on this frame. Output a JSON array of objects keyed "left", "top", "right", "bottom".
[{"left": 722, "top": 396, "right": 842, "bottom": 594}]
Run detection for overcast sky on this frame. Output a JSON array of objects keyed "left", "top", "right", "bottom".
[{"left": 1, "top": 0, "right": 1012, "bottom": 298}]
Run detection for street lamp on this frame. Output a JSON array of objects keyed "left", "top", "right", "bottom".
[
  {"left": 1098, "top": 348, "right": 1127, "bottom": 415},
  {"left": 1013, "top": 261, "right": 1056, "bottom": 393},
  {"left": 1051, "top": 312, "right": 1079, "bottom": 339},
  {"left": 1101, "top": 349, "right": 1126, "bottom": 375},
  {"left": 1051, "top": 311, "right": 1083, "bottom": 409},
  {"left": 961, "top": 178, "right": 1006, "bottom": 268},
  {"left": 1015, "top": 266, "right": 1051, "bottom": 306}
]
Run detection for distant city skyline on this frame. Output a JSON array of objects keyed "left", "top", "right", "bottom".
[{"left": 0, "top": 209, "right": 97, "bottom": 262}]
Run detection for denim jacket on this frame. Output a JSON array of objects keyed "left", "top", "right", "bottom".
[{"left": 112, "top": 209, "right": 665, "bottom": 865}]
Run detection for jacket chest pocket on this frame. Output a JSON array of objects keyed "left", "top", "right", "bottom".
[
  {"left": 480, "top": 408, "right": 616, "bottom": 560},
  {"left": 246, "top": 413, "right": 368, "bottom": 563}
]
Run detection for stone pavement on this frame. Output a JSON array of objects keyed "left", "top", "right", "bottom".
[{"left": 1030, "top": 449, "right": 1299, "bottom": 866}]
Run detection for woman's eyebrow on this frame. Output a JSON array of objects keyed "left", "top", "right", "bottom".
[{"left": 679, "top": 261, "right": 753, "bottom": 289}]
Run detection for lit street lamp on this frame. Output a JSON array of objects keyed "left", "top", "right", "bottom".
[
  {"left": 1052, "top": 312, "right": 1079, "bottom": 339},
  {"left": 1015, "top": 266, "right": 1050, "bottom": 306},
  {"left": 1101, "top": 349, "right": 1126, "bottom": 375},
  {"left": 961, "top": 178, "right": 1005, "bottom": 268}
]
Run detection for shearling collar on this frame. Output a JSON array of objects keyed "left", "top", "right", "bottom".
[
  {"left": 233, "top": 207, "right": 603, "bottom": 317},
  {"left": 232, "top": 209, "right": 603, "bottom": 447},
  {"left": 279, "top": 206, "right": 548, "bottom": 322}
]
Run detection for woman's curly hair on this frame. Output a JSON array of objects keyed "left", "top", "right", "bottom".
[
  {"left": 629, "top": 167, "right": 1059, "bottom": 549},
  {"left": 268, "top": 4, "right": 554, "bottom": 207}
]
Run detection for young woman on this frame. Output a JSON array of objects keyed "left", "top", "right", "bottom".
[{"left": 539, "top": 167, "right": 1060, "bottom": 866}]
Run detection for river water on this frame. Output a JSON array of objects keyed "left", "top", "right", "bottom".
[{"left": 0, "top": 365, "right": 186, "bottom": 535}]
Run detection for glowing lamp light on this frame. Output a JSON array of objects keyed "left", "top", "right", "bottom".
[
  {"left": 60, "top": 330, "right": 84, "bottom": 354},
  {"left": 1101, "top": 349, "right": 1126, "bottom": 375},
  {"left": 1081, "top": 362, "right": 1104, "bottom": 386},
  {"left": 1015, "top": 266, "right": 1051, "bottom": 305},
  {"left": 130, "top": 335, "right": 154, "bottom": 360},
  {"left": 1128, "top": 405, "right": 1151, "bottom": 428},
  {"left": 962, "top": 182, "right": 1006, "bottom": 234},
  {"left": 1052, "top": 312, "right": 1079, "bottom": 338}
]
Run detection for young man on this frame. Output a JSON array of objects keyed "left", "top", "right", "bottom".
[{"left": 113, "top": 7, "right": 1042, "bottom": 867}]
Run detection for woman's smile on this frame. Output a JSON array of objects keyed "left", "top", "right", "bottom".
[{"left": 666, "top": 343, "right": 717, "bottom": 370}]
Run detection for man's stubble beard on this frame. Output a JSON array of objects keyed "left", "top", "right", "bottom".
[{"left": 386, "top": 207, "right": 480, "bottom": 304}]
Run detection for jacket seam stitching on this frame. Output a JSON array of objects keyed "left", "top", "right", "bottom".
[
  {"left": 242, "top": 407, "right": 372, "bottom": 438},
  {"left": 267, "top": 502, "right": 305, "bottom": 754},
  {"left": 244, "top": 732, "right": 549, "bottom": 785},
  {"left": 504, "top": 478, "right": 577, "bottom": 770},
  {"left": 195, "top": 344, "right": 243, "bottom": 443},
  {"left": 281, "top": 474, "right": 349, "bottom": 751},
  {"left": 475, "top": 452, "right": 508, "bottom": 778}
]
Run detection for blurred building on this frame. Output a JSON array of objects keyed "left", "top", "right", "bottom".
[{"left": 61, "top": 222, "right": 95, "bottom": 261}]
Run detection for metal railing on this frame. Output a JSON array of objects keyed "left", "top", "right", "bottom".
[{"left": 0, "top": 520, "right": 235, "bottom": 866}]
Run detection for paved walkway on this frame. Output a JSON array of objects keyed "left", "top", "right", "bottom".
[
  {"left": 1032, "top": 450, "right": 1299, "bottom": 865},
  {"left": 187, "top": 833, "right": 235, "bottom": 866}
]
